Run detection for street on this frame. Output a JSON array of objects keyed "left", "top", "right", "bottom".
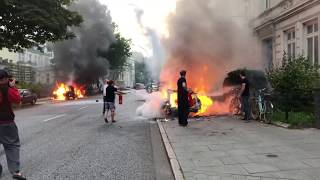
[{"left": 0, "top": 91, "right": 174, "bottom": 180}]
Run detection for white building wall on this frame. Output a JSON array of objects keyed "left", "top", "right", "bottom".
[{"left": 0, "top": 48, "right": 19, "bottom": 63}]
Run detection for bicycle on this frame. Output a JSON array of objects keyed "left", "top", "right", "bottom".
[
  {"left": 251, "top": 88, "right": 274, "bottom": 123},
  {"left": 229, "top": 87, "right": 242, "bottom": 115}
]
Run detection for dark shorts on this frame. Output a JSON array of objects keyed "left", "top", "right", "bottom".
[{"left": 104, "top": 102, "right": 115, "bottom": 112}]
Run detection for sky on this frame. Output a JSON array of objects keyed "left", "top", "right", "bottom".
[{"left": 99, "top": 0, "right": 177, "bottom": 56}]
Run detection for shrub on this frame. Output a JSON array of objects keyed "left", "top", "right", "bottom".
[{"left": 267, "top": 55, "right": 320, "bottom": 120}]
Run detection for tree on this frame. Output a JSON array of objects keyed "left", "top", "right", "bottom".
[
  {"left": 267, "top": 55, "right": 320, "bottom": 120},
  {"left": 98, "top": 31, "right": 132, "bottom": 71},
  {"left": 135, "top": 60, "right": 150, "bottom": 84},
  {"left": 0, "top": 0, "right": 83, "bottom": 51}
]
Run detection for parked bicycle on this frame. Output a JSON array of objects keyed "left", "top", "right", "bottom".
[
  {"left": 229, "top": 87, "right": 242, "bottom": 115},
  {"left": 251, "top": 88, "right": 274, "bottom": 123}
]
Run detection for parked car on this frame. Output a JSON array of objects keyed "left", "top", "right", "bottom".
[
  {"left": 146, "top": 82, "right": 160, "bottom": 93},
  {"left": 134, "top": 83, "right": 145, "bottom": 90},
  {"left": 19, "top": 89, "right": 38, "bottom": 105}
]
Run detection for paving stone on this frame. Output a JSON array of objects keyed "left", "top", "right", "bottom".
[
  {"left": 192, "top": 158, "right": 224, "bottom": 167},
  {"left": 272, "top": 160, "right": 311, "bottom": 170},
  {"left": 179, "top": 159, "right": 197, "bottom": 171},
  {"left": 227, "top": 149, "right": 254, "bottom": 156},
  {"left": 175, "top": 145, "right": 210, "bottom": 153},
  {"left": 197, "top": 165, "right": 249, "bottom": 175},
  {"left": 194, "top": 173, "right": 209, "bottom": 180},
  {"left": 220, "top": 156, "right": 252, "bottom": 165},
  {"left": 242, "top": 163, "right": 280, "bottom": 174},
  {"left": 302, "top": 158, "right": 320, "bottom": 168},
  {"left": 302, "top": 168, "right": 320, "bottom": 180},
  {"left": 273, "top": 170, "right": 315, "bottom": 180},
  {"left": 209, "top": 144, "right": 234, "bottom": 151},
  {"left": 185, "top": 176, "right": 196, "bottom": 180}
]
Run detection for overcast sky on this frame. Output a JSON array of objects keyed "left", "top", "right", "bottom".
[{"left": 99, "top": 0, "right": 176, "bottom": 56}]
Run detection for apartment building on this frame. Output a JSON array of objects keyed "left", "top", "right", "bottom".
[{"left": 252, "top": 0, "right": 320, "bottom": 68}]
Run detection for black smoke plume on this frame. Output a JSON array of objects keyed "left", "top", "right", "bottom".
[{"left": 53, "top": 0, "right": 115, "bottom": 84}]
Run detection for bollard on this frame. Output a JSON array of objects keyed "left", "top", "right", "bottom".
[{"left": 314, "top": 88, "right": 320, "bottom": 129}]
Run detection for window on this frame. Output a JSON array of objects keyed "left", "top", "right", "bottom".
[
  {"left": 265, "top": 0, "right": 271, "bottom": 9},
  {"left": 286, "top": 29, "right": 296, "bottom": 58},
  {"left": 305, "top": 20, "right": 319, "bottom": 66}
]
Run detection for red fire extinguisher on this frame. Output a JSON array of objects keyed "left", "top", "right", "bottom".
[{"left": 119, "top": 94, "right": 123, "bottom": 105}]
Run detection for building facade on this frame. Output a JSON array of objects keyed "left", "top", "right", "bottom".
[
  {"left": 107, "top": 57, "right": 135, "bottom": 88},
  {"left": 253, "top": 0, "right": 320, "bottom": 68},
  {"left": 0, "top": 47, "right": 55, "bottom": 84}
]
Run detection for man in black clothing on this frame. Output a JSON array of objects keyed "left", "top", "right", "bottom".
[
  {"left": 104, "top": 80, "right": 118, "bottom": 123},
  {"left": 239, "top": 71, "right": 251, "bottom": 121},
  {"left": 177, "top": 70, "right": 189, "bottom": 126}
]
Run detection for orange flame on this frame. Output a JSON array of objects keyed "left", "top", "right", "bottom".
[
  {"left": 52, "top": 82, "right": 85, "bottom": 100},
  {"left": 160, "top": 60, "right": 231, "bottom": 115}
]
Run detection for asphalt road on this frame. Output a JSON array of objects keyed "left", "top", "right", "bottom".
[{"left": 0, "top": 90, "right": 174, "bottom": 180}]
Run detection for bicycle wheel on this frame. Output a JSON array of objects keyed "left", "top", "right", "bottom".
[
  {"left": 264, "top": 100, "right": 274, "bottom": 124},
  {"left": 251, "top": 99, "right": 260, "bottom": 120},
  {"left": 229, "top": 98, "right": 241, "bottom": 115}
]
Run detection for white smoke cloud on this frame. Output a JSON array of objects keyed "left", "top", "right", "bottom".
[{"left": 135, "top": 90, "right": 165, "bottom": 119}]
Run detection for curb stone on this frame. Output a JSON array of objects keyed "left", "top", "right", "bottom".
[
  {"left": 272, "top": 121, "right": 290, "bottom": 128},
  {"left": 157, "top": 120, "right": 185, "bottom": 180}
]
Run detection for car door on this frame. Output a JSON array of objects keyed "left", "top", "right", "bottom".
[{"left": 23, "top": 90, "right": 32, "bottom": 103}]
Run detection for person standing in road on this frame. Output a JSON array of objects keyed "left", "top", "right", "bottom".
[
  {"left": 177, "top": 70, "right": 189, "bottom": 127},
  {"left": 102, "top": 79, "right": 109, "bottom": 115},
  {"left": 104, "top": 80, "right": 118, "bottom": 123},
  {"left": 0, "top": 70, "right": 26, "bottom": 180},
  {"left": 239, "top": 71, "right": 251, "bottom": 122}
]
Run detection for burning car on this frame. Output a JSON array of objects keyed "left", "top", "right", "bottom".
[
  {"left": 52, "top": 83, "right": 85, "bottom": 101},
  {"left": 161, "top": 89, "right": 204, "bottom": 117},
  {"left": 64, "top": 85, "right": 76, "bottom": 100}
]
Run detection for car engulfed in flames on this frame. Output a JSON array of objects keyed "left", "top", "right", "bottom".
[
  {"left": 52, "top": 83, "right": 85, "bottom": 101},
  {"left": 161, "top": 89, "right": 213, "bottom": 117}
]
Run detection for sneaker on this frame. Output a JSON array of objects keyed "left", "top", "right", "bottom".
[
  {"left": 112, "top": 120, "right": 116, "bottom": 123},
  {"left": 104, "top": 118, "right": 108, "bottom": 123},
  {"left": 12, "top": 173, "right": 27, "bottom": 180}
]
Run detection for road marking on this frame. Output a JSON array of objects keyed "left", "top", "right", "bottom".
[
  {"left": 78, "top": 106, "right": 89, "bottom": 110},
  {"left": 43, "top": 114, "right": 66, "bottom": 122}
]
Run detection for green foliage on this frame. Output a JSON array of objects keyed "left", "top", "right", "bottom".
[
  {"left": 0, "top": 0, "right": 83, "bottom": 51},
  {"left": 273, "top": 111, "right": 316, "bottom": 128},
  {"left": 17, "top": 82, "right": 43, "bottom": 95},
  {"left": 267, "top": 55, "right": 320, "bottom": 119},
  {"left": 135, "top": 61, "right": 150, "bottom": 84},
  {"left": 98, "top": 29, "right": 132, "bottom": 70}
]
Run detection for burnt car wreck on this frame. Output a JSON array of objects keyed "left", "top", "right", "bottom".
[{"left": 161, "top": 89, "right": 202, "bottom": 117}]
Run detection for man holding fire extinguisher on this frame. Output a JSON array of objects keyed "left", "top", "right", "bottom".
[{"left": 103, "top": 80, "right": 123, "bottom": 123}]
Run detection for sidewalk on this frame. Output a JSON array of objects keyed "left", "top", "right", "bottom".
[{"left": 160, "top": 116, "right": 320, "bottom": 180}]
